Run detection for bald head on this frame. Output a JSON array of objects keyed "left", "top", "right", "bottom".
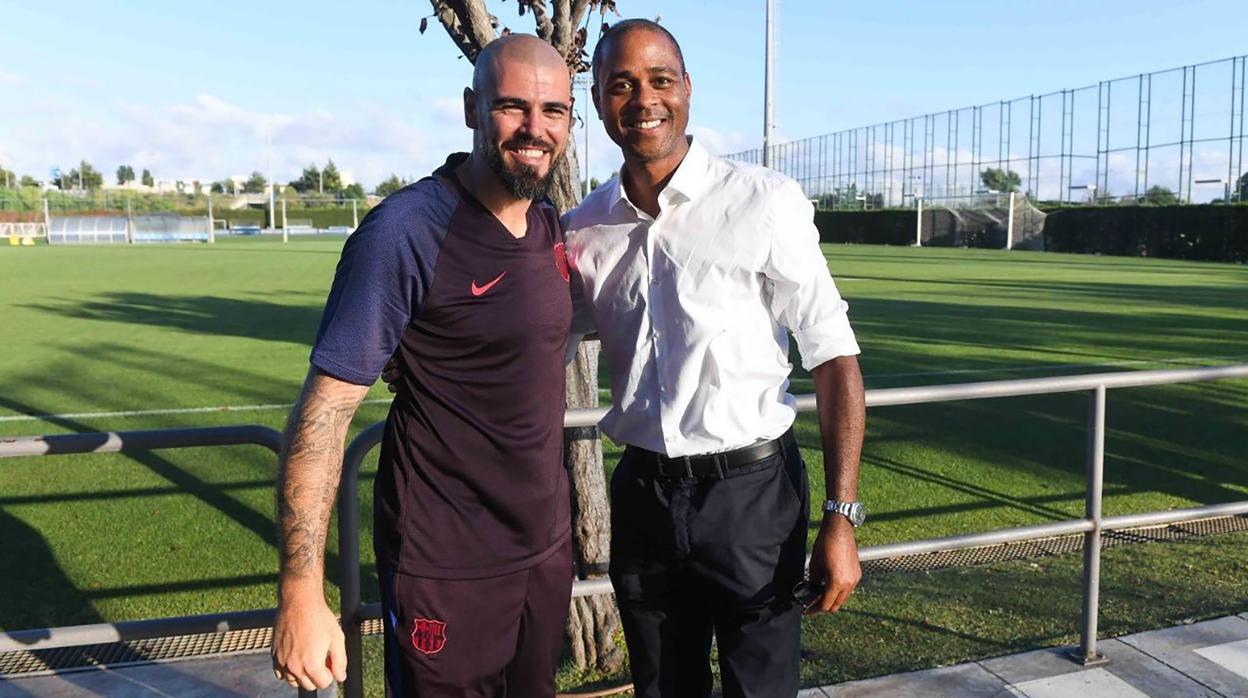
[
  {"left": 473, "top": 34, "right": 570, "bottom": 95},
  {"left": 462, "top": 33, "right": 574, "bottom": 202}
]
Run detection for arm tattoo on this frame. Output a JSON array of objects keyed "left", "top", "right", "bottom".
[{"left": 275, "top": 370, "right": 367, "bottom": 587}]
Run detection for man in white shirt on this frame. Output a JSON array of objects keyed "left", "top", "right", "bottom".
[{"left": 563, "top": 19, "right": 867, "bottom": 698}]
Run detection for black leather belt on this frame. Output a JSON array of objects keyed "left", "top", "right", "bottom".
[{"left": 627, "top": 429, "right": 795, "bottom": 479}]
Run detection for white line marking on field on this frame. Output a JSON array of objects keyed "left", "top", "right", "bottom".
[
  {"left": 0, "top": 399, "right": 394, "bottom": 423},
  {"left": 2, "top": 355, "right": 1245, "bottom": 424}
]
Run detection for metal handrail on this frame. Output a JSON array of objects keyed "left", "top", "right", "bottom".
[
  {"left": 337, "top": 364, "right": 1248, "bottom": 695},
  {"left": 0, "top": 425, "right": 283, "bottom": 458},
  {"left": 0, "top": 425, "right": 319, "bottom": 697},
  {"left": 0, "top": 609, "right": 279, "bottom": 653},
  {"left": 2, "top": 365, "right": 1245, "bottom": 695}
]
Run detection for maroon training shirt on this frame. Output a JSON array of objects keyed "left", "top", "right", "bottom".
[{"left": 310, "top": 153, "right": 572, "bottom": 579}]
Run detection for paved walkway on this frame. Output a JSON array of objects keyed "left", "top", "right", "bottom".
[
  {"left": 805, "top": 613, "right": 1248, "bottom": 697},
  {"left": 3, "top": 613, "right": 1246, "bottom": 697}
]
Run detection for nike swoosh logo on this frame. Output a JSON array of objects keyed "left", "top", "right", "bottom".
[{"left": 470, "top": 272, "right": 506, "bottom": 297}]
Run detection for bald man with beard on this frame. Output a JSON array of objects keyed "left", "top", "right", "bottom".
[{"left": 271, "top": 35, "right": 577, "bottom": 696}]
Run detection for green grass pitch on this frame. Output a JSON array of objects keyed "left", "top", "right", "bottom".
[{"left": 1, "top": 238, "right": 1245, "bottom": 693}]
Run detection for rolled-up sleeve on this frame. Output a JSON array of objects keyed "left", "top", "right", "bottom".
[{"left": 763, "top": 180, "right": 861, "bottom": 371}]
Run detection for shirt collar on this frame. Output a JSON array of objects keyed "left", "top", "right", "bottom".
[
  {"left": 607, "top": 136, "right": 713, "bottom": 215},
  {"left": 665, "top": 136, "right": 712, "bottom": 202}
]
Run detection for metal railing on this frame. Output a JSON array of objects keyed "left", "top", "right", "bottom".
[
  {"left": 333, "top": 364, "right": 1248, "bottom": 696},
  {"left": 0, "top": 425, "right": 319, "bottom": 697},
  {"left": 2, "top": 365, "right": 1246, "bottom": 696}
]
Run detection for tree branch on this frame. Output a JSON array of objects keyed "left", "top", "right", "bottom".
[
  {"left": 569, "top": 0, "right": 592, "bottom": 29},
  {"left": 550, "top": 0, "right": 573, "bottom": 61},
  {"left": 526, "top": 0, "right": 556, "bottom": 43},
  {"left": 430, "top": 0, "right": 498, "bottom": 62}
]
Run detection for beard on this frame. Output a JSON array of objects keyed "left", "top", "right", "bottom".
[{"left": 486, "top": 135, "right": 563, "bottom": 201}]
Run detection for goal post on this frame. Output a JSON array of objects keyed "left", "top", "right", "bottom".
[
  {"left": 914, "top": 191, "right": 1045, "bottom": 250},
  {"left": 1, "top": 222, "right": 47, "bottom": 246}
]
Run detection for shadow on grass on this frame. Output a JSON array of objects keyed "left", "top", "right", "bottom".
[
  {"left": 0, "top": 507, "right": 103, "bottom": 632},
  {"left": 25, "top": 292, "right": 324, "bottom": 345},
  {"left": 846, "top": 276, "right": 1248, "bottom": 315},
  {"left": 785, "top": 292, "right": 1248, "bottom": 533},
  {"left": 826, "top": 248, "right": 1248, "bottom": 275},
  {"left": 0, "top": 390, "right": 348, "bottom": 627}
]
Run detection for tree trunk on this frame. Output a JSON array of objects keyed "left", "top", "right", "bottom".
[{"left": 552, "top": 143, "right": 625, "bottom": 674}]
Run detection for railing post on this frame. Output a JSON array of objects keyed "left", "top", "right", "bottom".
[
  {"left": 1073, "top": 384, "right": 1109, "bottom": 666},
  {"left": 338, "top": 423, "right": 385, "bottom": 698}
]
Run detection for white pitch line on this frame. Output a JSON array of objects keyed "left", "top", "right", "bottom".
[
  {"left": 0, "top": 398, "right": 394, "bottom": 424},
  {"left": 2, "top": 354, "right": 1245, "bottom": 425}
]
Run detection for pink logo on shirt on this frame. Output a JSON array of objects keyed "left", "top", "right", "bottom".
[{"left": 553, "top": 243, "right": 570, "bottom": 282}]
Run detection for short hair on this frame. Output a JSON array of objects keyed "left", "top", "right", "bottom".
[{"left": 591, "top": 19, "right": 686, "bottom": 85}]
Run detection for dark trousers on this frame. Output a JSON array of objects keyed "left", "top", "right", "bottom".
[
  {"left": 379, "top": 538, "right": 572, "bottom": 697},
  {"left": 608, "top": 436, "right": 809, "bottom": 698}
]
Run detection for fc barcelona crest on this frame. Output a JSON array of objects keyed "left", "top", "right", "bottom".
[{"left": 411, "top": 618, "right": 448, "bottom": 655}]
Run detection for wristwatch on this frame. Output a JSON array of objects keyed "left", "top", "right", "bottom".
[{"left": 823, "top": 500, "right": 866, "bottom": 527}]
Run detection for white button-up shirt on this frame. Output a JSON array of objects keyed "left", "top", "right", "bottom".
[{"left": 563, "top": 138, "right": 860, "bottom": 457}]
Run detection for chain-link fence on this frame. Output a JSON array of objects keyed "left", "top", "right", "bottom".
[{"left": 729, "top": 55, "right": 1248, "bottom": 209}]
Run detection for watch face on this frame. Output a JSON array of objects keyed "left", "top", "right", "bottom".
[{"left": 848, "top": 503, "right": 866, "bottom": 527}]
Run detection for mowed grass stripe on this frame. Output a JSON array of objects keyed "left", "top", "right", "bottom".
[{"left": 1, "top": 240, "right": 1246, "bottom": 693}]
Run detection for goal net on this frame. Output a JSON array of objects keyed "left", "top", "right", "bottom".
[
  {"left": 1, "top": 222, "right": 47, "bottom": 245},
  {"left": 917, "top": 192, "right": 1046, "bottom": 250}
]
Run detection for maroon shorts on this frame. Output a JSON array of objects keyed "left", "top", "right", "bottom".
[{"left": 379, "top": 538, "right": 573, "bottom": 697}]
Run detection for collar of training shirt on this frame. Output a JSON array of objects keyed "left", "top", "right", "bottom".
[{"left": 606, "top": 137, "right": 713, "bottom": 218}]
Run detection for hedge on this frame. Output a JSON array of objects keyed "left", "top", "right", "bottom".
[{"left": 812, "top": 205, "right": 1248, "bottom": 263}]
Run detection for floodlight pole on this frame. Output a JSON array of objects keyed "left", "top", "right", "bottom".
[
  {"left": 352, "top": 198, "right": 359, "bottom": 229},
  {"left": 1006, "top": 191, "right": 1016, "bottom": 250},
  {"left": 281, "top": 199, "right": 288, "bottom": 244},
  {"left": 914, "top": 196, "right": 923, "bottom": 247},
  {"left": 207, "top": 194, "right": 215, "bottom": 244},
  {"left": 266, "top": 123, "right": 276, "bottom": 232},
  {"left": 125, "top": 199, "right": 135, "bottom": 244},
  {"left": 763, "top": 0, "right": 775, "bottom": 168}
]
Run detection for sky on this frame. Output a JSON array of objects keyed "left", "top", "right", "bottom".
[{"left": 0, "top": 0, "right": 1245, "bottom": 190}]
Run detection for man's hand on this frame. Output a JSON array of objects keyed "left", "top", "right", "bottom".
[
  {"left": 805, "top": 512, "right": 862, "bottom": 615},
  {"left": 381, "top": 356, "right": 401, "bottom": 393},
  {"left": 272, "top": 582, "right": 348, "bottom": 690}
]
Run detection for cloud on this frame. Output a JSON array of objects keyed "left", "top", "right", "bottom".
[
  {"left": 0, "top": 70, "right": 22, "bottom": 86},
  {"left": 689, "top": 125, "right": 754, "bottom": 156},
  {"left": 431, "top": 98, "right": 464, "bottom": 126},
  {"left": 3, "top": 93, "right": 473, "bottom": 188}
]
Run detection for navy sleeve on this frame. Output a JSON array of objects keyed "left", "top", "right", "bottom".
[{"left": 309, "top": 184, "right": 450, "bottom": 385}]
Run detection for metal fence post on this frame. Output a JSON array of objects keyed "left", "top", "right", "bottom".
[
  {"left": 1074, "top": 384, "right": 1109, "bottom": 666},
  {"left": 338, "top": 423, "right": 385, "bottom": 698}
]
